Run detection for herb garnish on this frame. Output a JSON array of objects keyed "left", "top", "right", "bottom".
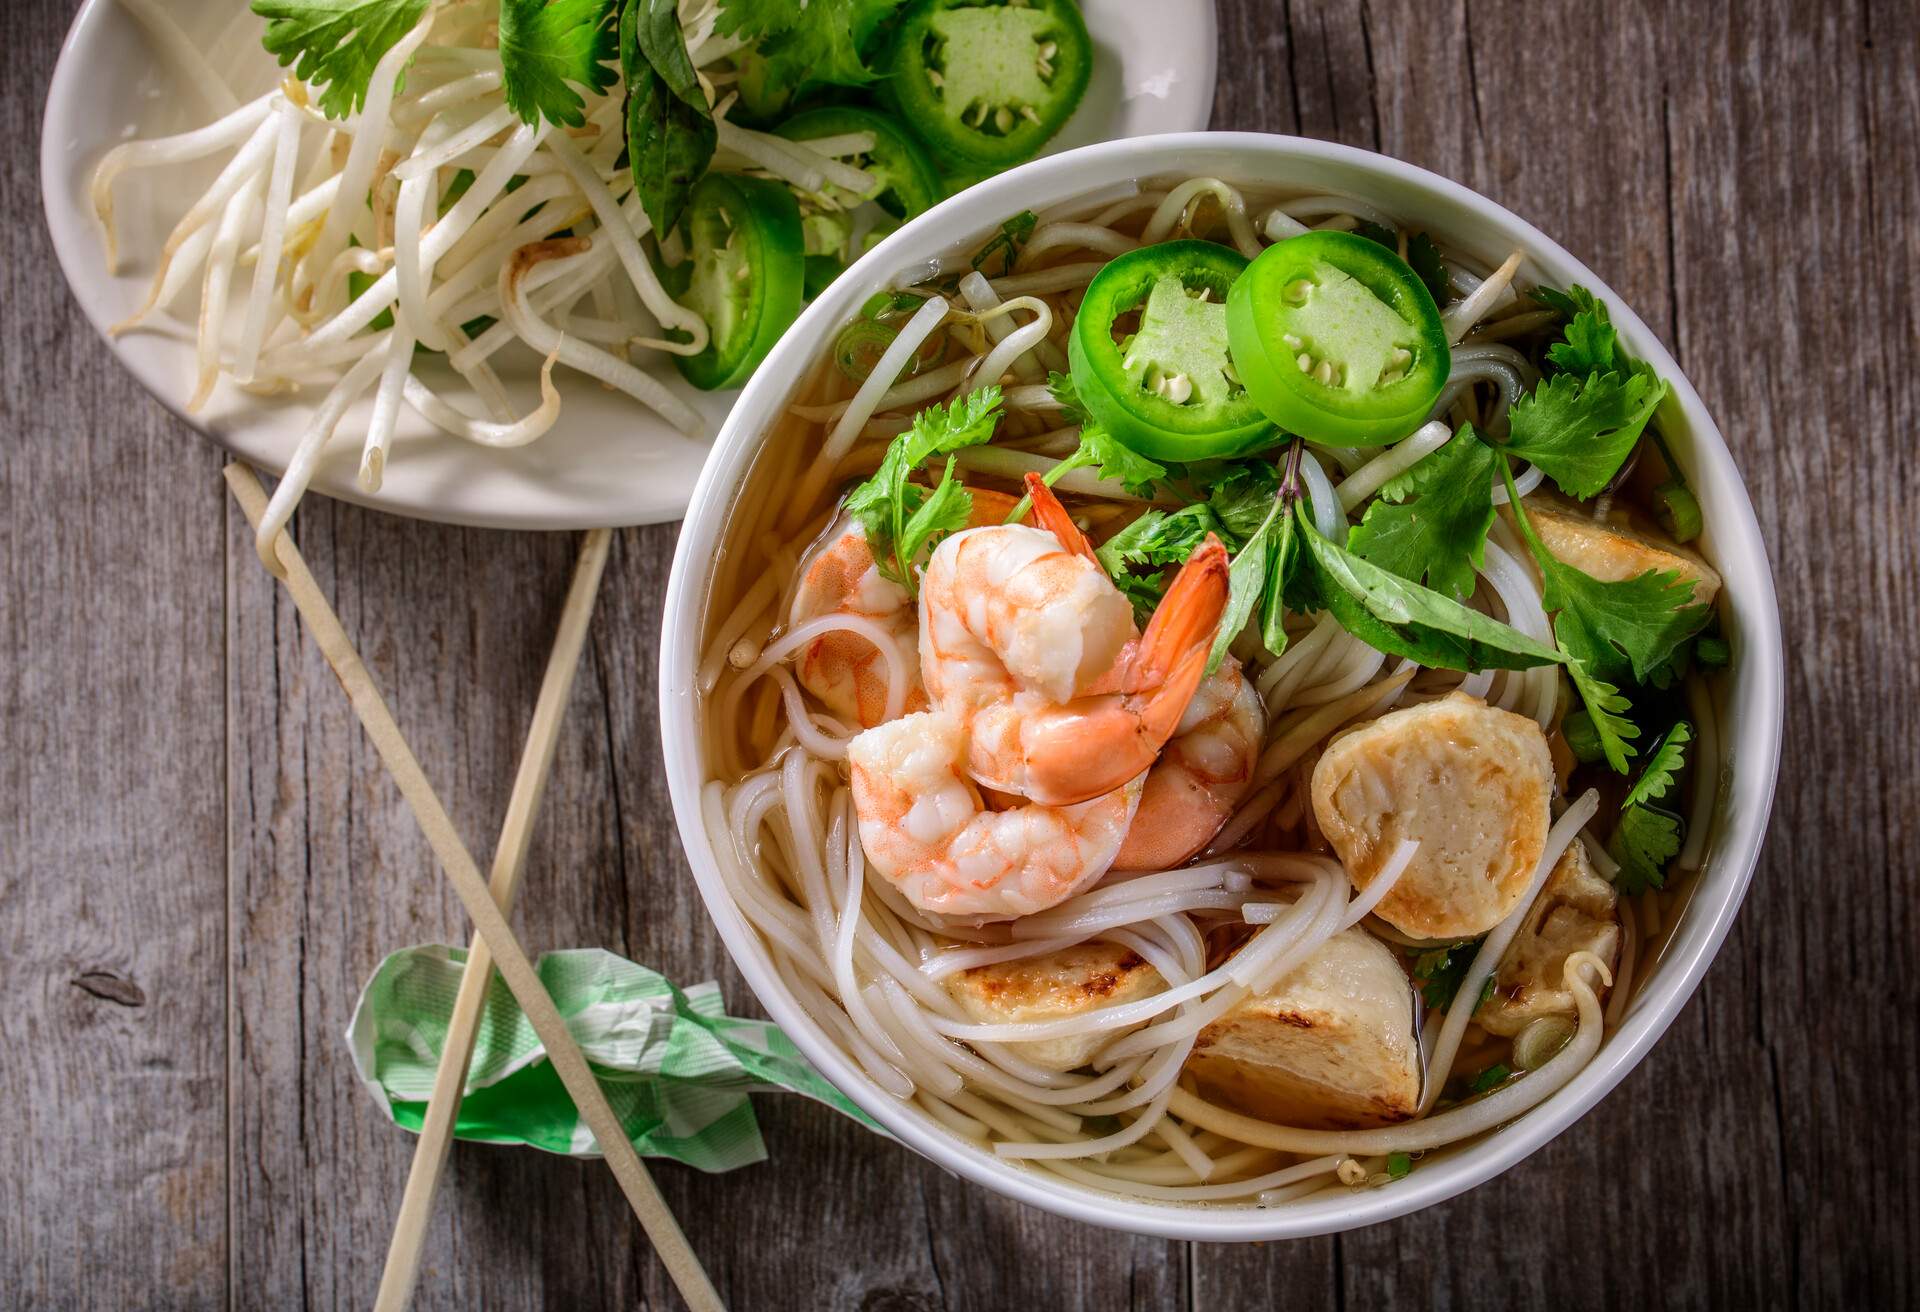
[
  {"left": 254, "top": 0, "right": 432, "bottom": 119},
  {"left": 1353, "top": 221, "right": 1450, "bottom": 304},
  {"left": 1498, "top": 457, "right": 1709, "bottom": 770},
  {"left": 973, "top": 210, "right": 1040, "bottom": 277},
  {"left": 501, "top": 0, "right": 621, "bottom": 127},
  {"left": 843, "top": 387, "right": 1004, "bottom": 594},
  {"left": 1347, "top": 426, "right": 1497, "bottom": 603},
  {"left": 1500, "top": 286, "right": 1668, "bottom": 498},
  {"left": 1607, "top": 720, "right": 1692, "bottom": 893},
  {"left": 621, "top": 0, "right": 717, "bottom": 235},
  {"left": 1412, "top": 940, "right": 1490, "bottom": 1012}
]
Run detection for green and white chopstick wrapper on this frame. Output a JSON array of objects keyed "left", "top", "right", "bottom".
[{"left": 348, "top": 946, "right": 874, "bottom": 1173}]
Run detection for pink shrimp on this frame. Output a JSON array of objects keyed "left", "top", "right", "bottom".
[
  {"left": 848, "top": 709, "right": 1144, "bottom": 919},
  {"left": 1111, "top": 656, "right": 1265, "bottom": 870},
  {"left": 919, "top": 474, "right": 1231, "bottom": 806},
  {"left": 789, "top": 488, "right": 1019, "bottom": 729},
  {"left": 1023, "top": 478, "right": 1265, "bottom": 869}
]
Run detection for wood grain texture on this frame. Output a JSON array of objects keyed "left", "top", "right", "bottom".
[
  {"left": 4, "top": 0, "right": 1916, "bottom": 1307},
  {"left": 1, "top": 3, "right": 230, "bottom": 1306}
]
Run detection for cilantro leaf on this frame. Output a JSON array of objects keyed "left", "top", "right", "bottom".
[
  {"left": 1096, "top": 505, "right": 1225, "bottom": 623},
  {"left": 1501, "top": 366, "right": 1667, "bottom": 499},
  {"left": 1296, "top": 510, "right": 1564, "bottom": 674},
  {"left": 253, "top": 0, "right": 430, "bottom": 119},
  {"left": 895, "top": 458, "right": 973, "bottom": 577},
  {"left": 1080, "top": 426, "right": 1168, "bottom": 497},
  {"left": 1504, "top": 284, "right": 1669, "bottom": 498},
  {"left": 621, "top": 0, "right": 716, "bottom": 235},
  {"left": 1503, "top": 475, "right": 1709, "bottom": 688},
  {"left": 1097, "top": 505, "right": 1224, "bottom": 573},
  {"left": 753, "top": 0, "right": 900, "bottom": 99},
  {"left": 1536, "top": 286, "right": 1621, "bottom": 377},
  {"left": 1200, "top": 460, "right": 1282, "bottom": 542},
  {"left": 1046, "top": 370, "right": 1087, "bottom": 425},
  {"left": 500, "top": 0, "right": 620, "bottom": 127},
  {"left": 713, "top": 0, "right": 799, "bottom": 40},
  {"left": 1412, "top": 941, "right": 1486, "bottom": 1011},
  {"left": 1624, "top": 720, "right": 1692, "bottom": 808},
  {"left": 1347, "top": 427, "right": 1497, "bottom": 603},
  {"left": 1563, "top": 657, "right": 1640, "bottom": 773},
  {"left": 843, "top": 388, "right": 1003, "bottom": 591},
  {"left": 1608, "top": 803, "right": 1682, "bottom": 894}
]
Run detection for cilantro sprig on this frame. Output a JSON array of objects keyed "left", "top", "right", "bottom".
[
  {"left": 1002, "top": 374, "right": 1169, "bottom": 526},
  {"left": 718, "top": 0, "right": 901, "bottom": 117},
  {"left": 1607, "top": 719, "right": 1692, "bottom": 893},
  {"left": 501, "top": 0, "right": 621, "bottom": 127},
  {"left": 1348, "top": 427, "right": 1497, "bottom": 603},
  {"left": 1499, "top": 286, "right": 1669, "bottom": 498},
  {"left": 843, "top": 388, "right": 1004, "bottom": 594},
  {"left": 254, "top": 0, "right": 432, "bottom": 119},
  {"left": 1497, "top": 457, "right": 1708, "bottom": 771}
]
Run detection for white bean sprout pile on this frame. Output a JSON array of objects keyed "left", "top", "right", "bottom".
[{"left": 89, "top": 0, "right": 886, "bottom": 568}]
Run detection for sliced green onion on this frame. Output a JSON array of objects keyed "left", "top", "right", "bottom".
[
  {"left": 860, "top": 289, "right": 925, "bottom": 322},
  {"left": 1385, "top": 1151, "right": 1413, "bottom": 1180},
  {"left": 1561, "top": 710, "right": 1605, "bottom": 764},
  {"left": 1695, "top": 634, "right": 1731, "bottom": 667},
  {"left": 833, "top": 317, "right": 899, "bottom": 383},
  {"left": 1654, "top": 480, "right": 1703, "bottom": 542},
  {"left": 1468, "top": 1063, "right": 1512, "bottom": 1094},
  {"left": 1513, "top": 1015, "right": 1576, "bottom": 1070}
]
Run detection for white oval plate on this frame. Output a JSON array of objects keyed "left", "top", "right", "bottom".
[{"left": 40, "top": 0, "right": 1218, "bottom": 529}]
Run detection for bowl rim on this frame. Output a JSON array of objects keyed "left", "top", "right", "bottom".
[{"left": 658, "top": 130, "right": 1785, "bottom": 1241}]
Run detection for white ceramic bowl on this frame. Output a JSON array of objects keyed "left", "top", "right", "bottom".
[{"left": 659, "top": 132, "right": 1785, "bottom": 1239}]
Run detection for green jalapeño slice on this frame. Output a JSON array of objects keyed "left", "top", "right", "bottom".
[
  {"left": 1226, "top": 229, "right": 1451, "bottom": 445},
  {"left": 674, "top": 173, "right": 805, "bottom": 391},
  {"left": 1068, "top": 240, "right": 1275, "bottom": 461},
  {"left": 883, "top": 0, "right": 1093, "bottom": 170}
]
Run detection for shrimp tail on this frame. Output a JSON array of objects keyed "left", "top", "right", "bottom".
[
  {"left": 1122, "top": 535, "right": 1230, "bottom": 696},
  {"left": 1023, "top": 472, "right": 1099, "bottom": 564},
  {"left": 1020, "top": 536, "right": 1231, "bottom": 805}
]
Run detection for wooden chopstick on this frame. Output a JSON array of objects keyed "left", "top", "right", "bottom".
[
  {"left": 373, "top": 525, "right": 610, "bottom": 1312},
  {"left": 224, "top": 465, "right": 724, "bottom": 1312}
]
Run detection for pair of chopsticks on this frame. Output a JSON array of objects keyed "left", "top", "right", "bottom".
[{"left": 225, "top": 465, "right": 723, "bottom": 1312}]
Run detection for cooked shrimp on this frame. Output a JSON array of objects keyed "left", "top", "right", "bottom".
[
  {"left": 919, "top": 474, "right": 1230, "bottom": 806},
  {"left": 848, "top": 709, "right": 1144, "bottom": 919},
  {"left": 1026, "top": 473, "right": 1262, "bottom": 858},
  {"left": 789, "top": 489, "right": 1019, "bottom": 728},
  {"left": 1112, "top": 656, "right": 1265, "bottom": 870}
]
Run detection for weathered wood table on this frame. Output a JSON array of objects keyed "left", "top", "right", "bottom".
[{"left": 5, "top": 1, "right": 1914, "bottom": 1306}]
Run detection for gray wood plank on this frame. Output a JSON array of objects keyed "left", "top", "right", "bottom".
[{"left": 1, "top": 3, "right": 230, "bottom": 1306}]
